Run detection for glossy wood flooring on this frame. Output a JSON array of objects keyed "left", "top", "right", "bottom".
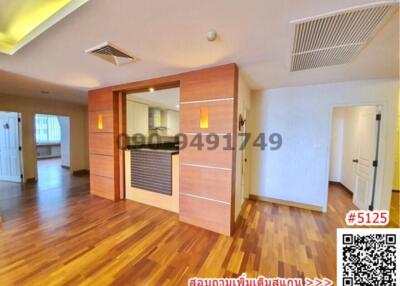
[{"left": 0, "top": 163, "right": 398, "bottom": 285}]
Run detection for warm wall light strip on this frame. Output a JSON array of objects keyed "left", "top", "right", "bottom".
[
  {"left": 97, "top": 114, "right": 103, "bottom": 130},
  {"left": 180, "top": 163, "right": 232, "bottom": 171},
  {"left": 180, "top": 192, "right": 231, "bottom": 205},
  {"left": 200, "top": 107, "right": 208, "bottom": 129},
  {"left": 180, "top": 98, "right": 234, "bottom": 105},
  {"left": 183, "top": 132, "right": 232, "bottom": 136}
]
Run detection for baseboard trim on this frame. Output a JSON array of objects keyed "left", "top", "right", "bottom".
[
  {"left": 37, "top": 156, "right": 61, "bottom": 160},
  {"left": 72, "top": 169, "right": 89, "bottom": 176},
  {"left": 329, "top": 181, "right": 352, "bottom": 195},
  {"left": 25, "top": 177, "right": 37, "bottom": 184},
  {"left": 249, "top": 194, "right": 323, "bottom": 212}
]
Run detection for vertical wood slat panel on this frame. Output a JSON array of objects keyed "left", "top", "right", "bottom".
[
  {"left": 179, "top": 64, "right": 238, "bottom": 236},
  {"left": 88, "top": 88, "right": 115, "bottom": 111},
  {"left": 89, "top": 110, "right": 114, "bottom": 133},
  {"left": 180, "top": 165, "right": 231, "bottom": 203},
  {"left": 180, "top": 100, "right": 234, "bottom": 133},
  {"left": 90, "top": 174, "right": 115, "bottom": 200},
  {"left": 89, "top": 133, "right": 114, "bottom": 156},
  {"left": 180, "top": 64, "right": 236, "bottom": 102},
  {"left": 88, "top": 88, "right": 119, "bottom": 201},
  {"left": 179, "top": 134, "right": 233, "bottom": 168},
  {"left": 179, "top": 195, "right": 231, "bottom": 235}
]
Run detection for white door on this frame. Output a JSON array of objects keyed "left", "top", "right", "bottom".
[
  {"left": 353, "top": 107, "right": 378, "bottom": 210},
  {"left": 0, "top": 112, "right": 22, "bottom": 182}
]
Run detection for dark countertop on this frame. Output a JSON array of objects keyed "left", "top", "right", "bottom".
[
  {"left": 126, "top": 142, "right": 179, "bottom": 155},
  {"left": 130, "top": 148, "right": 179, "bottom": 155}
]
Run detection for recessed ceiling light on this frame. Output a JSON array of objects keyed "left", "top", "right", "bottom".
[
  {"left": 0, "top": 0, "right": 89, "bottom": 55},
  {"left": 149, "top": 87, "right": 155, "bottom": 92}
]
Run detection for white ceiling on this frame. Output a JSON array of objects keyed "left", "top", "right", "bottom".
[
  {"left": 127, "top": 88, "right": 179, "bottom": 111},
  {"left": 0, "top": 0, "right": 398, "bottom": 105}
]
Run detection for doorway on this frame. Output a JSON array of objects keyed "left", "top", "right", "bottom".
[
  {"left": 124, "top": 87, "right": 180, "bottom": 212},
  {"left": 329, "top": 105, "right": 381, "bottom": 210},
  {"left": 0, "top": 111, "right": 22, "bottom": 182},
  {"left": 34, "top": 114, "right": 70, "bottom": 187}
]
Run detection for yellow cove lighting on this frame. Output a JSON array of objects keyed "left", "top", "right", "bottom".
[
  {"left": 0, "top": 0, "right": 89, "bottom": 55},
  {"left": 97, "top": 114, "right": 103, "bottom": 130},
  {"left": 200, "top": 107, "right": 209, "bottom": 129}
]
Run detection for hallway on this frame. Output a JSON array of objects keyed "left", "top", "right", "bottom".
[
  {"left": 37, "top": 158, "right": 70, "bottom": 189},
  {"left": 0, "top": 159, "right": 87, "bottom": 222}
]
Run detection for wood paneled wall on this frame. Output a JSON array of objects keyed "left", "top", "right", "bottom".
[
  {"left": 88, "top": 64, "right": 238, "bottom": 235},
  {"left": 179, "top": 64, "right": 238, "bottom": 235},
  {"left": 88, "top": 88, "right": 121, "bottom": 201}
]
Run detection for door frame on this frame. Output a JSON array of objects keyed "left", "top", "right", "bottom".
[
  {"left": 326, "top": 102, "right": 387, "bottom": 212},
  {"left": 0, "top": 111, "right": 24, "bottom": 183},
  {"left": 33, "top": 113, "right": 72, "bottom": 179}
]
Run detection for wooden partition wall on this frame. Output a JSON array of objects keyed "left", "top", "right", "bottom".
[
  {"left": 88, "top": 88, "right": 122, "bottom": 201},
  {"left": 88, "top": 63, "right": 238, "bottom": 235}
]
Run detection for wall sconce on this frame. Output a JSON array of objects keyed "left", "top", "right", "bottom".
[
  {"left": 97, "top": 114, "right": 103, "bottom": 130},
  {"left": 200, "top": 107, "right": 208, "bottom": 129},
  {"left": 238, "top": 114, "right": 246, "bottom": 131}
]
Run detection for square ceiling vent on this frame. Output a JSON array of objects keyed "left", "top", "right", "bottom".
[
  {"left": 289, "top": 1, "right": 398, "bottom": 72},
  {"left": 85, "top": 42, "right": 136, "bottom": 66}
]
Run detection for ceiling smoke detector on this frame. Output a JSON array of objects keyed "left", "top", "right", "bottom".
[
  {"left": 289, "top": 1, "right": 398, "bottom": 72},
  {"left": 207, "top": 30, "right": 217, "bottom": 41},
  {"left": 85, "top": 42, "right": 136, "bottom": 65}
]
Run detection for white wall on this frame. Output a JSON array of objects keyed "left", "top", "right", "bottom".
[
  {"left": 165, "top": 110, "right": 179, "bottom": 136},
  {"left": 340, "top": 107, "right": 359, "bottom": 191},
  {"left": 127, "top": 100, "right": 149, "bottom": 136},
  {"left": 235, "top": 73, "right": 251, "bottom": 221},
  {"left": 329, "top": 108, "right": 344, "bottom": 182},
  {"left": 248, "top": 79, "right": 398, "bottom": 211},
  {"left": 58, "top": 116, "right": 70, "bottom": 168}
]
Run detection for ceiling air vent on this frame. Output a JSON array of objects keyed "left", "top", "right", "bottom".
[
  {"left": 85, "top": 42, "right": 136, "bottom": 65},
  {"left": 289, "top": 1, "right": 398, "bottom": 72}
]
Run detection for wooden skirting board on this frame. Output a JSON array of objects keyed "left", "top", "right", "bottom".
[
  {"left": 329, "top": 181, "right": 353, "bottom": 195},
  {"left": 25, "top": 177, "right": 37, "bottom": 184},
  {"left": 73, "top": 169, "right": 90, "bottom": 176},
  {"left": 249, "top": 194, "right": 324, "bottom": 212}
]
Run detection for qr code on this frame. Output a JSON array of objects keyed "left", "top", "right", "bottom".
[{"left": 337, "top": 229, "right": 400, "bottom": 286}]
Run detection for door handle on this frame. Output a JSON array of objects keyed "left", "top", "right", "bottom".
[{"left": 352, "top": 159, "right": 359, "bottom": 163}]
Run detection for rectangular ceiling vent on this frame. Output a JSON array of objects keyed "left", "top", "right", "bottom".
[
  {"left": 85, "top": 42, "right": 136, "bottom": 65},
  {"left": 290, "top": 1, "right": 398, "bottom": 72}
]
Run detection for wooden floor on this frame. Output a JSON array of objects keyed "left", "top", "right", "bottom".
[{"left": 0, "top": 160, "right": 398, "bottom": 285}]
